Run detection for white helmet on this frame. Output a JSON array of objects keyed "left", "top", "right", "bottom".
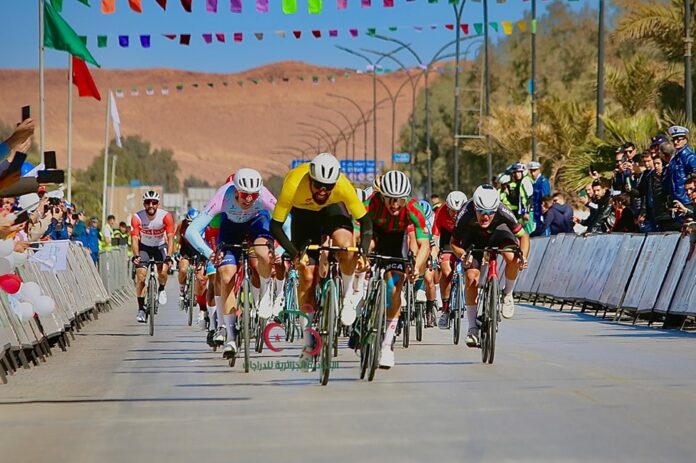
[
  {"left": 355, "top": 188, "right": 368, "bottom": 203},
  {"left": 234, "top": 168, "right": 263, "bottom": 193},
  {"left": 372, "top": 174, "right": 383, "bottom": 193},
  {"left": 309, "top": 153, "right": 341, "bottom": 184},
  {"left": 143, "top": 190, "right": 160, "bottom": 202},
  {"left": 380, "top": 170, "right": 411, "bottom": 198},
  {"left": 445, "top": 191, "right": 467, "bottom": 211},
  {"left": 472, "top": 184, "right": 500, "bottom": 211}
]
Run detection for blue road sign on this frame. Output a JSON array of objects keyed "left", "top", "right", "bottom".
[{"left": 392, "top": 153, "right": 411, "bottom": 163}]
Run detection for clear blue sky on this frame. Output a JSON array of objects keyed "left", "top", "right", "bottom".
[{"left": 1, "top": 0, "right": 589, "bottom": 73}]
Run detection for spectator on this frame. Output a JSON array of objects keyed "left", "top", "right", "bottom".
[
  {"left": 2, "top": 197, "right": 16, "bottom": 213},
  {"left": 42, "top": 204, "right": 70, "bottom": 240},
  {"left": 611, "top": 193, "right": 638, "bottom": 233},
  {"left": 681, "top": 174, "right": 696, "bottom": 260},
  {"left": 629, "top": 152, "right": 654, "bottom": 231},
  {"left": 612, "top": 143, "right": 636, "bottom": 194},
  {"left": 0, "top": 118, "right": 35, "bottom": 161},
  {"left": 666, "top": 125, "right": 696, "bottom": 207},
  {"left": 540, "top": 196, "right": 574, "bottom": 235},
  {"left": 639, "top": 155, "right": 680, "bottom": 232},
  {"left": 103, "top": 214, "right": 115, "bottom": 248},
  {"left": 575, "top": 178, "right": 613, "bottom": 233},
  {"left": 528, "top": 161, "right": 551, "bottom": 236},
  {"left": 431, "top": 194, "right": 443, "bottom": 210},
  {"left": 649, "top": 134, "right": 669, "bottom": 158},
  {"left": 112, "top": 221, "right": 130, "bottom": 246},
  {"left": 507, "top": 163, "right": 535, "bottom": 233},
  {"left": 552, "top": 192, "right": 574, "bottom": 225},
  {"left": 84, "top": 217, "right": 102, "bottom": 264}
]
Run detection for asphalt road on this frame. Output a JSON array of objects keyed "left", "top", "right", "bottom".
[{"left": 1, "top": 282, "right": 695, "bottom": 463}]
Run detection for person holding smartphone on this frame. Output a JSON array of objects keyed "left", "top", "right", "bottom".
[{"left": 42, "top": 204, "right": 70, "bottom": 240}]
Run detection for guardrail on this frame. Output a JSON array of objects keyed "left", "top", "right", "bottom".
[
  {"left": 0, "top": 242, "right": 133, "bottom": 384},
  {"left": 515, "top": 232, "right": 696, "bottom": 329}
]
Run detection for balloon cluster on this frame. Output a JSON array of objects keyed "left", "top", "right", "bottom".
[{"left": 0, "top": 239, "right": 56, "bottom": 322}]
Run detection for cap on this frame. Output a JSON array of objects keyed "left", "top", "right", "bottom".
[
  {"left": 668, "top": 125, "right": 689, "bottom": 138},
  {"left": 37, "top": 185, "right": 47, "bottom": 193},
  {"left": 527, "top": 161, "right": 541, "bottom": 170},
  {"left": 650, "top": 134, "right": 669, "bottom": 147}
]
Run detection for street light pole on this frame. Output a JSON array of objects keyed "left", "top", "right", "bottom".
[
  {"left": 483, "top": 0, "right": 493, "bottom": 180},
  {"left": 596, "top": 0, "right": 606, "bottom": 138},
  {"left": 686, "top": 0, "right": 693, "bottom": 123},
  {"left": 452, "top": 0, "right": 468, "bottom": 191},
  {"left": 327, "top": 93, "right": 369, "bottom": 163},
  {"left": 531, "top": 0, "right": 538, "bottom": 162}
]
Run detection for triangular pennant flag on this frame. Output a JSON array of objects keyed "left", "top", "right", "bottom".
[
  {"left": 101, "top": 0, "right": 115, "bottom": 14},
  {"left": 384, "top": 0, "right": 394, "bottom": 6},
  {"left": 140, "top": 35, "right": 151, "bottom": 48},
  {"left": 282, "top": 0, "right": 297, "bottom": 14},
  {"left": 367, "top": 28, "right": 376, "bottom": 36},
  {"left": 72, "top": 56, "right": 101, "bottom": 101},
  {"left": 337, "top": 0, "right": 347, "bottom": 9},
  {"left": 445, "top": 24, "right": 454, "bottom": 30},
  {"left": 180, "top": 0, "right": 192, "bottom": 12},
  {"left": 164, "top": 34, "right": 177, "bottom": 40},
  {"left": 517, "top": 20, "right": 527, "bottom": 33},
  {"left": 329, "top": 29, "right": 338, "bottom": 37},
  {"left": 414, "top": 26, "right": 423, "bottom": 32},
  {"left": 388, "top": 26, "right": 397, "bottom": 31},
  {"left": 308, "top": 0, "right": 322, "bottom": 14},
  {"left": 428, "top": 0, "right": 437, "bottom": 3},
  {"left": 128, "top": 0, "right": 142, "bottom": 12},
  {"left": 490, "top": 22, "right": 499, "bottom": 32},
  {"left": 349, "top": 28, "right": 358, "bottom": 38},
  {"left": 155, "top": 0, "right": 167, "bottom": 9},
  {"left": 202, "top": 33, "right": 213, "bottom": 44},
  {"left": 254, "top": 32, "right": 264, "bottom": 40},
  {"left": 234, "top": 32, "right": 243, "bottom": 42},
  {"left": 216, "top": 33, "right": 226, "bottom": 42},
  {"left": 109, "top": 91, "right": 122, "bottom": 147},
  {"left": 293, "top": 30, "right": 302, "bottom": 39},
  {"left": 502, "top": 21, "right": 513, "bottom": 35},
  {"left": 312, "top": 30, "right": 321, "bottom": 38},
  {"left": 180, "top": 34, "right": 190, "bottom": 45},
  {"left": 206, "top": 0, "right": 217, "bottom": 12},
  {"left": 79, "top": 35, "right": 87, "bottom": 46},
  {"left": 276, "top": 30, "right": 286, "bottom": 38},
  {"left": 119, "top": 35, "right": 129, "bottom": 47},
  {"left": 474, "top": 23, "right": 483, "bottom": 34},
  {"left": 257, "top": 0, "right": 269, "bottom": 13},
  {"left": 231, "top": 0, "right": 242, "bottom": 13},
  {"left": 461, "top": 24, "right": 469, "bottom": 34},
  {"left": 98, "top": 35, "right": 107, "bottom": 47},
  {"left": 361, "top": 0, "right": 370, "bottom": 7},
  {"left": 44, "top": 2, "right": 100, "bottom": 66}
]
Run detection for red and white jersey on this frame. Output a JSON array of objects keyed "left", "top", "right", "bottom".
[{"left": 131, "top": 209, "right": 175, "bottom": 247}]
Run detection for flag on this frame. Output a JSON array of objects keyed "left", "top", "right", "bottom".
[
  {"left": 308, "top": 0, "right": 321, "bottom": 14},
  {"left": 101, "top": 0, "right": 115, "bottom": 13},
  {"left": 109, "top": 91, "right": 122, "bottom": 148},
  {"left": 180, "top": 34, "right": 191, "bottom": 45},
  {"left": 71, "top": 56, "right": 101, "bottom": 101},
  {"left": 216, "top": 33, "right": 226, "bottom": 42},
  {"left": 361, "top": 0, "right": 370, "bottom": 7},
  {"left": 293, "top": 30, "right": 302, "bottom": 39},
  {"left": 140, "top": 35, "right": 151, "bottom": 48},
  {"left": 206, "top": 0, "right": 217, "bottom": 12},
  {"left": 119, "top": 35, "right": 129, "bottom": 47},
  {"left": 164, "top": 34, "right": 177, "bottom": 40},
  {"left": 203, "top": 33, "right": 213, "bottom": 44},
  {"left": 312, "top": 30, "right": 321, "bottom": 38},
  {"left": 282, "top": 0, "right": 296, "bottom": 14},
  {"left": 128, "top": 0, "right": 142, "bottom": 12},
  {"left": 384, "top": 0, "right": 394, "bottom": 6},
  {"left": 329, "top": 29, "right": 338, "bottom": 37},
  {"left": 349, "top": 29, "right": 358, "bottom": 38},
  {"left": 155, "top": 0, "right": 167, "bottom": 9},
  {"left": 254, "top": 32, "right": 263, "bottom": 40},
  {"left": 276, "top": 30, "right": 286, "bottom": 38},
  {"left": 234, "top": 32, "right": 243, "bottom": 42},
  {"left": 231, "top": 0, "right": 242, "bottom": 13},
  {"left": 52, "top": 0, "right": 90, "bottom": 13},
  {"left": 257, "top": 0, "right": 268, "bottom": 13},
  {"left": 502, "top": 21, "right": 513, "bottom": 35},
  {"left": 44, "top": 2, "right": 100, "bottom": 67},
  {"left": 181, "top": 0, "right": 192, "bottom": 12},
  {"left": 98, "top": 35, "right": 107, "bottom": 47},
  {"left": 337, "top": 0, "right": 347, "bottom": 9}
]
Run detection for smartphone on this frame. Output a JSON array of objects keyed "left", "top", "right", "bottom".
[
  {"left": 37, "top": 170, "right": 65, "bottom": 184},
  {"left": 44, "top": 151, "right": 57, "bottom": 169},
  {"left": 21, "top": 105, "right": 31, "bottom": 121},
  {"left": 13, "top": 210, "right": 30, "bottom": 225},
  {"left": 589, "top": 163, "right": 595, "bottom": 174}
]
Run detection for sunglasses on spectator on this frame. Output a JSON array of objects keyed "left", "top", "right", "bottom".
[
  {"left": 475, "top": 207, "right": 496, "bottom": 216},
  {"left": 238, "top": 191, "right": 259, "bottom": 201},
  {"left": 311, "top": 180, "right": 335, "bottom": 192},
  {"left": 144, "top": 200, "right": 159, "bottom": 206}
]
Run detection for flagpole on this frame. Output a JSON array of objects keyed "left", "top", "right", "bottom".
[
  {"left": 109, "top": 154, "right": 117, "bottom": 216},
  {"left": 39, "top": 0, "right": 45, "bottom": 163},
  {"left": 102, "top": 89, "right": 111, "bottom": 227},
  {"left": 67, "top": 55, "right": 73, "bottom": 202}
]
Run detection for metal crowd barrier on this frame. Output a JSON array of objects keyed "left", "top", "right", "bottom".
[
  {"left": 516, "top": 232, "right": 695, "bottom": 329},
  {"left": 0, "top": 242, "right": 133, "bottom": 384}
]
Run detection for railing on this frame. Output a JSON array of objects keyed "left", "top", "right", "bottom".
[{"left": 0, "top": 242, "right": 133, "bottom": 384}]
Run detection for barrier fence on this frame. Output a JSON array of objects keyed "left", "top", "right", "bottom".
[
  {"left": 0, "top": 243, "right": 133, "bottom": 384},
  {"left": 516, "top": 232, "right": 696, "bottom": 327}
]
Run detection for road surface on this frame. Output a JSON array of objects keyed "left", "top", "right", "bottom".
[{"left": 1, "top": 282, "right": 695, "bottom": 463}]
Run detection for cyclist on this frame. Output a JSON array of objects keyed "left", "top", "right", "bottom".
[
  {"left": 270, "top": 153, "right": 373, "bottom": 367},
  {"left": 131, "top": 190, "right": 176, "bottom": 323},
  {"left": 450, "top": 184, "right": 530, "bottom": 347},
  {"left": 364, "top": 170, "right": 430, "bottom": 369},
  {"left": 186, "top": 168, "right": 276, "bottom": 360},
  {"left": 175, "top": 208, "right": 199, "bottom": 297},
  {"left": 415, "top": 199, "right": 439, "bottom": 327},
  {"left": 507, "top": 163, "right": 535, "bottom": 234},
  {"left": 433, "top": 191, "right": 468, "bottom": 329}
]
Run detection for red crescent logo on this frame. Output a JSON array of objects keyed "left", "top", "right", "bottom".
[{"left": 263, "top": 322, "right": 284, "bottom": 352}]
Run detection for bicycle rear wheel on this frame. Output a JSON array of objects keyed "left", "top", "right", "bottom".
[
  {"left": 483, "top": 277, "right": 498, "bottom": 364},
  {"left": 415, "top": 302, "right": 423, "bottom": 342},
  {"left": 255, "top": 316, "right": 266, "bottom": 353},
  {"left": 402, "top": 281, "right": 412, "bottom": 348},
  {"left": 147, "top": 275, "right": 157, "bottom": 337},
  {"left": 320, "top": 280, "right": 337, "bottom": 386},
  {"left": 241, "top": 279, "right": 251, "bottom": 372},
  {"left": 368, "top": 280, "right": 386, "bottom": 382},
  {"left": 359, "top": 280, "right": 376, "bottom": 380},
  {"left": 452, "top": 275, "right": 461, "bottom": 345}
]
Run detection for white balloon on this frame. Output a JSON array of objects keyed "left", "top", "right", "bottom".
[
  {"left": 0, "top": 240, "right": 15, "bottom": 258},
  {"left": 0, "top": 255, "right": 15, "bottom": 275},
  {"left": 18, "top": 281, "right": 42, "bottom": 303},
  {"left": 12, "top": 252, "right": 28, "bottom": 267},
  {"left": 13, "top": 302, "right": 34, "bottom": 322},
  {"left": 34, "top": 295, "right": 55, "bottom": 316}
]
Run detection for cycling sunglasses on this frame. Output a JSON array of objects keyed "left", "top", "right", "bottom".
[
  {"left": 311, "top": 180, "right": 335, "bottom": 192},
  {"left": 144, "top": 200, "right": 159, "bottom": 206},
  {"left": 238, "top": 191, "right": 260, "bottom": 201},
  {"left": 475, "top": 207, "right": 496, "bottom": 216}
]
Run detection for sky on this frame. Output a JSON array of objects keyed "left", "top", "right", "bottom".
[{"left": 1, "top": 0, "right": 589, "bottom": 73}]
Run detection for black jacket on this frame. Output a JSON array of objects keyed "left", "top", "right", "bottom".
[{"left": 542, "top": 204, "right": 575, "bottom": 235}]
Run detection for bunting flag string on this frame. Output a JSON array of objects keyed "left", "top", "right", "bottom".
[
  {"left": 80, "top": 19, "right": 529, "bottom": 49},
  {"left": 96, "top": 0, "right": 581, "bottom": 14}
]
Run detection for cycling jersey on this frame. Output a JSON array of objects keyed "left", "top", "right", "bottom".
[
  {"left": 130, "top": 209, "right": 175, "bottom": 247},
  {"left": 432, "top": 205, "right": 456, "bottom": 237},
  {"left": 272, "top": 163, "right": 366, "bottom": 222},
  {"left": 186, "top": 183, "right": 276, "bottom": 258},
  {"left": 365, "top": 196, "right": 429, "bottom": 240},
  {"left": 452, "top": 200, "right": 524, "bottom": 245}
]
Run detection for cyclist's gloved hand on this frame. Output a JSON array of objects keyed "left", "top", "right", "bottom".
[{"left": 131, "top": 255, "right": 140, "bottom": 265}]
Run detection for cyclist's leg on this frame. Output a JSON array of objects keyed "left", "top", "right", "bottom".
[
  {"left": 248, "top": 212, "right": 274, "bottom": 317},
  {"left": 325, "top": 204, "right": 358, "bottom": 323},
  {"left": 178, "top": 256, "right": 190, "bottom": 298},
  {"left": 489, "top": 224, "right": 521, "bottom": 317},
  {"left": 439, "top": 254, "right": 453, "bottom": 313},
  {"left": 424, "top": 267, "right": 437, "bottom": 326},
  {"left": 154, "top": 245, "right": 169, "bottom": 303},
  {"left": 271, "top": 255, "right": 287, "bottom": 316},
  {"left": 134, "top": 246, "right": 152, "bottom": 318},
  {"left": 217, "top": 260, "right": 239, "bottom": 348}
]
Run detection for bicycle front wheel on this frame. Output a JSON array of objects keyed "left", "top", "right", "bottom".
[
  {"left": 187, "top": 270, "right": 195, "bottom": 326},
  {"left": 402, "top": 281, "right": 412, "bottom": 349},
  {"left": 147, "top": 275, "right": 157, "bottom": 337},
  {"left": 452, "top": 275, "right": 461, "bottom": 345},
  {"left": 320, "top": 280, "right": 337, "bottom": 386},
  {"left": 241, "top": 279, "right": 252, "bottom": 373},
  {"left": 483, "top": 277, "right": 499, "bottom": 364},
  {"left": 415, "top": 302, "right": 423, "bottom": 342},
  {"left": 368, "top": 280, "right": 386, "bottom": 382}
]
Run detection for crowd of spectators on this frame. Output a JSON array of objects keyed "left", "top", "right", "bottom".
[{"left": 0, "top": 110, "right": 131, "bottom": 266}]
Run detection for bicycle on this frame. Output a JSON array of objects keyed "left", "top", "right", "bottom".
[
  {"left": 217, "top": 241, "right": 273, "bottom": 372},
  {"left": 144, "top": 260, "right": 164, "bottom": 337},
  {"left": 356, "top": 253, "right": 411, "bottom": 382},
  {"left": 467, "top": 245, "right": 520, "bottom": 364},
  {"left": 448, "top": 259, "right": 465, "bottom": 345},
  {"left": 276, "top": 256, "right": 302, "bottom": 344},
  {"left": 179, "top": 255, "right": 200, "bottom": 327},
  {"left": 300, "top": 243, "right": 360, "bottom": 386}
]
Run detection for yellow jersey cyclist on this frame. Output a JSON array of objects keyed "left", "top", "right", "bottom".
[
  {"left": 270, "top": 153, "right": 373, "bottom": 366},
  {"left": 362, "top": 170, "right": 431, "bottom": 369},
  {"left": 449, "top": 184, "right": 530, "bottom": 347}
]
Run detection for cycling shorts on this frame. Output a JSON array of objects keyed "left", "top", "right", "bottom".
[
  {"left": 218, "top": 211, "right": 273, "bottom": 267},
  {"left": 138, "top": 244, "right": 168, "bottom": 269},
  {"left": 374, "top": 228, "right": 407, "bottom": 273},
  {"left": 179, "top": 243, "right": 196, "bottom": 260},
  {"left": 290, "top": 204, "right": 353, "bottom": 265},
  {"left": 457, "top": 223, "right": 518, "bottom": 271}
]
